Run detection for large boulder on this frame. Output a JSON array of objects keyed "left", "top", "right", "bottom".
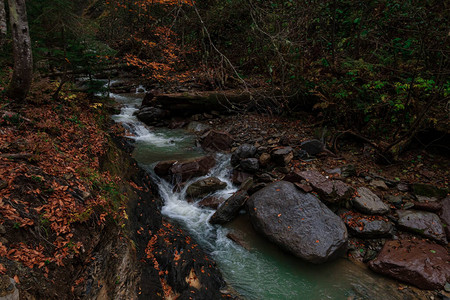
[
  {"left": 352, "top": 187, "right": 390, "bottom": 215},
  {"left": 200, "top": 130, "right": 233, "bottom": 152},
  {"left": 186, "top": 177, "right": 227, "bottom": 198},
  {"left": 397, "top": 210, "right": 447, "bottom": 244},
  {"left": 209, "top": 190, "right": 248, "bottom": 224},
  {"left": 297, "top": 170, "right": 354, "bottom": 204},
  {"left": 154, "top": 156, "right": 216, "bottom": 182},
  {"left": 369, "top": 240, "right": 450, "bottom": 290},
  {"left": 247, "top": 181, "right": 348, "bottom": 263}
]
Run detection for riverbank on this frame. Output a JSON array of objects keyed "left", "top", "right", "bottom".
[{"left": 0, "top": 84, "right": 231, "bottom": 299}]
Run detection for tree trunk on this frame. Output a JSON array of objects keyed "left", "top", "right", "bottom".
[
  {"left": 0, "top": 0, "right": 6, "bottom": 47},
  {"left": 6, "top": 0, "right": 32, "bottom": 101}
]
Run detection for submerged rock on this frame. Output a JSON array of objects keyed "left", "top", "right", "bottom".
[
  {"left": 397, "top": 210, "right": 447, "bottom": 244},
  {"left": 247, "top": 181, "right": 348, "bottom": 264},
  {"left": 369, "top": 239, "right": 450, "bottom": 290},
  {"left": 186, "top": 177, "right": 227, "bottom": 198},
  {"left": 352, "top": 187, "right": 390, "bottom": 215}
]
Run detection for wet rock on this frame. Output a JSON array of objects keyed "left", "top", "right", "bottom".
[
  {"left": 341, "top": 212, "right": 393, "bottom": 238},
  {"left": 271, "top": 147, "right": 294, "bottom": 166},
  {"left": 297, "top": 170, "right": 354, "bottom": 204},
  {"left": 439, "top": 197, "right": 450, "bottom": 239},
  {"left": 0, "top": 276, "right": 19, "bottom": 300},
  {"left": 198, "top": 196, "right": 225, "bottom": 209},
  {"left": 154, "top": 160, "right": 177, "bottom": 177},
  {"left": 240, "top": 158, "right": 259, "bottom": 173},
  {"left": 341, "top": 165, "right": 356, "bottom": 178},
  {"left": 200, "top": 130, "right": 233, "bottom": 152},
  {"left": 255, "top": 173, "right": 275, "bottom": 183},
  {"left": 169, "top": 156, "right": 216, "bottom": 182},
  {"left": 226, "top": 232, "right": 251, "bottom": 250},
  {"left": 412, "top": 183, "right": 448, "bottom": 199},
  {"left": 397, "top": 210, "right": 447, "bottom": 244},
  {"left": 247, "top": 181, "right": 348, "bottom": 263},
  {"left": 135, "top": 107, "right": 170, "bottom": 126},
  {"left": 209, "top": 190, "right": 248, "bottom": 224},
  {"left": 370, "top": 180, "right": 389, "bottom": 191},
  {"left": 353, "top": 187, "right": 390, "bottom": 215},
  {"left": 186, "top": 121, "right": 211, "bottom": 133},
  {"left": 186, "top": 177, "right": 227, "bottom": 198},
  {"left": 300, "top": 139, "right": 324, "bottom": 156},
  {"left": 369, "top": 239, "right": 450, "bottom": 290},
  {"left": 231, "top": 171, "right": 252, "bottom": 185},
  {"left": 259, "top": 153, "right": 271, "bottom": 166}
]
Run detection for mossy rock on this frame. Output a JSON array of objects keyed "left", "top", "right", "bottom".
[{"left": 412, "top": 183, "right": 448, "bottom": 199}]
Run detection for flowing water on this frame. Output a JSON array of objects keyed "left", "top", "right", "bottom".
[{"left": 110, "top": 87, "right": 406, "bottom": 300}]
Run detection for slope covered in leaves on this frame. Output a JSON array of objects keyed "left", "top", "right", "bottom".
[{"left": 0, "top": 83, "right": 128, "bottom": 296}]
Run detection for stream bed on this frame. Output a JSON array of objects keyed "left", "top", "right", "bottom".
[{"left": 110, "top": 89, "right": 407, "bottom": 300}]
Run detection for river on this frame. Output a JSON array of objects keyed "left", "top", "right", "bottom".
[{"left": 110, "top": 88, "right": 407, "bottom": 300}]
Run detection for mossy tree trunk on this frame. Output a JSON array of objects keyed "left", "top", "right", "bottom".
[{"left": 6, "top": 0, "right": 32, "bottom": 101}]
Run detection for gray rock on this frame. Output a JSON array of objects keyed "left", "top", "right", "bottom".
[
  {"left": 300, "top": 139, "right": 324, "bottom": 156},
  {"left": 412, "top": 183, "right": 448, "bottom": 199},
  {"left": 247, "top": 181, "right": 348, "bottom": 263},
  {"left": 135, "top": 107, "right": 170, "bottom": 125},
  {"left": 209, "top": 191, "right": 248, "bottom": 224},
  {"left": 186, "top": 121, "right": 211, "bottom": 133},
  {"left": 341, "top": 212, "right": 393, "bottom": 238},
  {"left": 353, "top": 187, "right": 390, "bottom": 215},
  {"left": 240, "top": 158, "right": 259, "bottom": 173},
  {"left": 271, "top": 147, "right": 294, "bottom": 166},
  {"left": 396, "top": 182, "right": 409, "bottom": 192},
  {"left": 397, "top": 210, "right": 447, "bottom": 244},
  {"left": 234, "top": 144, "right": 257, "bottom": 159},
  {"left": 186, "top": 177, "right": 227, "bottom": 198},
  {"left": 386, "top": 195, "right": 402, "bottom": 205},
  {"left": 370, "top": 180, "right": 389, "bottom": 191},
  {"left": 297, "top": 170, "right": 354, "bottom": 204}
]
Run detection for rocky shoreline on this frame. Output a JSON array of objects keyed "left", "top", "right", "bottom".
[{"left": 136, "top": 89, "right": 450, "bottom": 299}]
